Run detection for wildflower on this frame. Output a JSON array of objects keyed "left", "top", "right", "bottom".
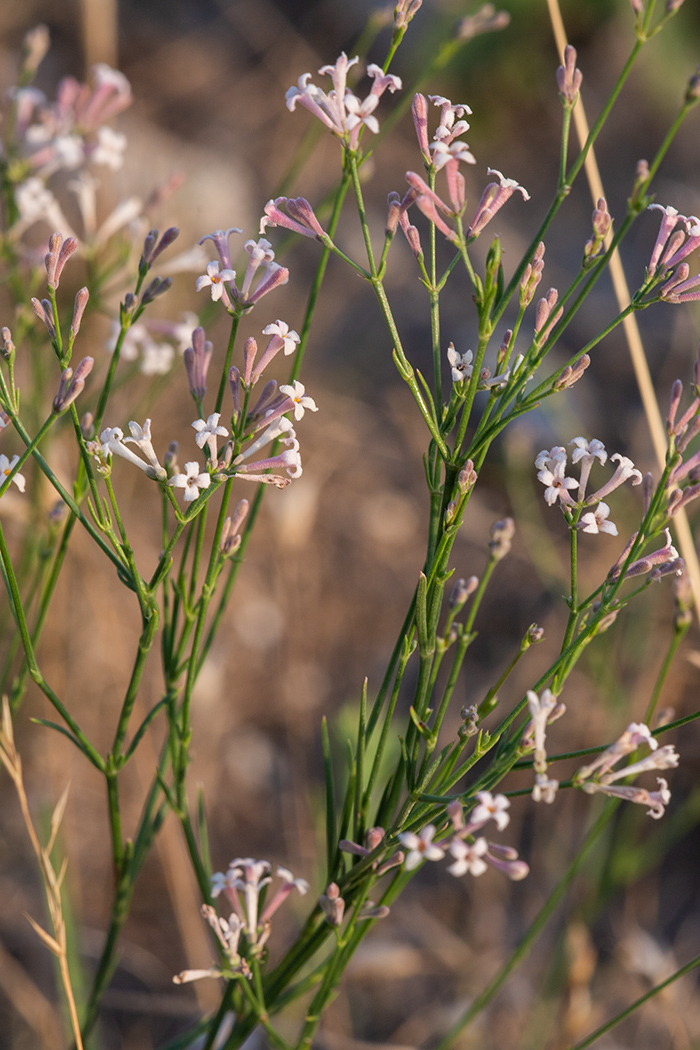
[
  {"left": 447, "top": 343, "right": 473, "bottom": 383},
  {"left": 198, "top": 227, "right": 242, "bottom": 270},
  {"left": 169, "top": 461, "right": 211, "bottom": 502},
  {"left": 278, "top": 380, "right": 318, "bottom": 420},
  {"left": 534, "top": 288, "right": 562, "bottom": 341},
  {"left": 285, "top": 53, "right": 401, "bottom": 150},
  {"left": 196, "top": 260, "right": 236, "bottom": 304},
  {"left": 398, "top": 824, "right": 445, "bottom": 870},
  {"left": 569, "top": 436, "right": 607, "bottom": 498},
  {"left": 577, "top": 501, "right": 618, "bottom": 536},
  {"left": 44, "top": 232, "right": 78, "bottom": 289},
  {"left": 483, "top": 842, "right": 529, "bottom": 880},
  {"left": 447, "top": 837, "right": 488, "bottom": 877},
  {"left": 469, "top": 790, "right": 511, "bottom": 832},
  {"left": 260, "top": 197, "right": 326, "bottom": 240},
  {"left": 586, "top": 451, "right": 642, "bottom": 503},
  {"left": 575, "top": 722, "right": 657, "bottom": 782},
  {"left": 646, "top": 204, "right": 689, "bottom": 277},
  {"left": 99, "top": 421, "right": 166, "bottom": 481},
  {"left": 173, "top": 906, "right": 248, "bottom": 984},
  {"left": 0, "top": 454, "right": 26, "bottom": 494},
  {"left": 192, "top": 413, "right": 228, "bottom": 464},
  {"left": 467, "top": 168, "right": 530, "bottom": 238},
  {"left": 535, "top": 446, "right": 579, "bottom": 506}
]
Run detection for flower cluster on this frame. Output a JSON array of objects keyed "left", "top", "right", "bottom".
[
  {"left": 173, "top": 858, "right": 308, "bottom": 984},
  {"left": 535, "top": 438, "right": 642, "bottom": 534},
  {"left": 404, "top": 94, "right": 528, "bottom": 245},
  {"left": 398, "top": 791, "right": 529, "bottom": 881},
  {"left": 196, "top": 234, "right": 289, "bottom": 310},
  {"left": 646, "top": 204, "right": 700, "bottom": 303},
  {"left": 286, "top": 53, "right": 401, "bottom": 151},
  {"left": 573, "top": 723, "right": 679, "bottom": 819}
]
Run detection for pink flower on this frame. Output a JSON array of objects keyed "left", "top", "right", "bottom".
[{"left": 398, "top": 825, "right": 445, "bottom": 870}]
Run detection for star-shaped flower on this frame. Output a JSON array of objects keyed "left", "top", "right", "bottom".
[
  {"left": 170, "top": 461, "right": 211, "bottom": 502},
  {"left": 279, "top": 380, "right": 318, "bottom": 420},
  {"left": 398, "top": 825, "right": 445, "bottom": 871},
  {"left": 196, "top": 261, "right": 236, "bottom": 302}
]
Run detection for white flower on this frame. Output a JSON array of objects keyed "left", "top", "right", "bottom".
[
  {"left": 196, "top": 261, "right": 236, "bottom": 302},
  {"left": 0, "top": 454, "right": 26, "bottom": 493},
  {"left": 470, "top": 791, "right": 510, "bottom": 832},
  {"left": 535, "top": 446, "right": 579, "bottom": 506},
  {"left": 577, "top": 501, "right": 618, "bottom": 536},
  {"left": 398, "top": 825, "right": 445, "bottom": 870},
  {"left": 262, "top": 320, "right": 300, "bottom": 356},
  {"left": 100, "top": 424, "right": 165, "bottom": 480},
  {"left": 447, "top": 837, "right": 488, "bottom": 877},
  {"left": 169, "top": 461, "right": 211, "bottom": 502},
  {"left": 192, "top": 412, "right": 229, "bottom": 463},
  {"left": 90, "top": 126, "right": 127, "bottom": 170},
  {"left": 447, "top": 342, "right": 473, "bottom": 383},
  {"left": 140, "top": 343, "right": 174, "bottom": 375},
  {"left": 279, "top": 380, "right": 318, "bottom": 420}
]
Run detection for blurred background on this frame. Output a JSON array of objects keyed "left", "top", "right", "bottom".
[{"left": 1, "top": 0, "right": 700, "bottom": 1047}]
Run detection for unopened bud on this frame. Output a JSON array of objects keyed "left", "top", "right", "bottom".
[
  {"left": 1, "top": 326, "right": 15, "bottom": 359},
  {"left": 80, "top": 412, "right": 95, "bottom": 439},
  {"left": 70, "top": 286, "right": 90, "bottom": 339},
  {"left": 319, "top": 883, "right": 345, "bottom": 927},
  {"left": 53, "top": 356, "right": 94, "bottom": 412},
  {"left": 449, "top": 575, "right": 478, "bottom": 609},
  {"left": 556, "top": 45, "right": 582, "bottom": 106},
  {"left": 445, "top": 500, "right": 458, "bottom": 526},
  {"left": 686, "top": 65, "right": 700, "bottom": 103},
  {"left": 164, "top": 441, "right": 179, "bottom": 477},
  {"left": 554, "top": 353, "right": 590, "bottom": 390},
  {"left": 31, "top": 297, "right": 55, "bottom": 337},
  {"left": 45, "top": 233, "right": 78, "bottom": 289},
  {"left": 21, "top": 24, "right": 50, "bottom": 75},
  {"left": 673, "top": 569, "right": 694, "bottom": 628},
  {"left": 411, "top": 93, "right": 431, "bottom": 163},
  {"left": 527, "top": 623, "right": 544, "bottom": 644},
  {"left": 520, "top": 242, "right": 545, "bottom": 307},
  {"left": 48, "top": 499, "right": 67, "bottom": 525},
  {"left": 141, "top": 277, "right": 172, "bottom": 304},
  {"left": 458, "top": 460, "right": 477, "bottom": 493},
  {"left": 458, "top": 6, "right": 510, "bottom": 40},
  {"left": 488, "top": 517, "right": 515, "bottom": 560}
]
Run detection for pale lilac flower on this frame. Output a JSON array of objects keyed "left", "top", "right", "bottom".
[
  {"left": 198, "top": 227, "right": 242, "bottom": 270},
  {"left": 586, "top": 452, "right": 642, "bottom": 503},
  {"left": 398, "top": 824, "right": 445, "bottom": 870},
  {"left": 279, "top": 380, "right": 318, "bottom": 420},
  {"left": 484, "top": 843, "right": 530, "bottom": 880},
  {"left": 259, "top": 866, "right": 309, "bottom": 924},
  {"left": 123, "top": 419, "right": 166, "bottom": 479},
  {"left": 447, "top": 343, "right": 473, "bottom": 383},
  {"left": 262, "top": 320, "right": 300, "bottom": 357},
  {"left": 600, "top": 745, "right": 679, "bottom": 785},
  {"left": 467, "top": 168, "right": 530, "bottom": 238},
  {"left": 0, "top": 454, "right": 26, "bottom": 494},
  {"left": 577, "top": 501, "right": 618, "bottom": 536},
  {"left": 532, "top": 773, "right": 559, "bottom": 804},
  {"left": 527, "top": 688, "right": 558, "bottom": 771},
  {"left": 140, "top": 343, "right": 174, "bottom": 375},
  {"left": 469, "top": 791, "right": 510, "bottom": 832},
  {"left": 575, "top": 722, "right": 657, "bottom": 782},
  {"left": 570, "top": 436, "right": 607, "bottom": 497},
  {"left": 661, "top": 219, "right": 700, "bottom": 270},
  {"left": 192, "top": 413, "right": 228, "bottom": 464},
  {"left": 581, "top": 777, "right": 671, "bottom": 819},
  {"left": 447, "top": 837, "right": 488, "bottom": 877},
  {"left": 196, "top": 260, "right": 236, "bottom": 303},
  {"left": 260, "top": 196, "right": 326, "bottom": 240},
  {"left": 169, "top": 461, "right": 211, "bottom": 501},
  {"left": 286, "top": 53, "right": 400, "bottom": 147},
  {"left": 615, "top": 528, "right": 680, "bottom": 580},
  {"left": 646, "top": 204, "right": 689, "bottom": 277},
  {"left": 535, "top": 446, "right": 579, "bottom": 506}
]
